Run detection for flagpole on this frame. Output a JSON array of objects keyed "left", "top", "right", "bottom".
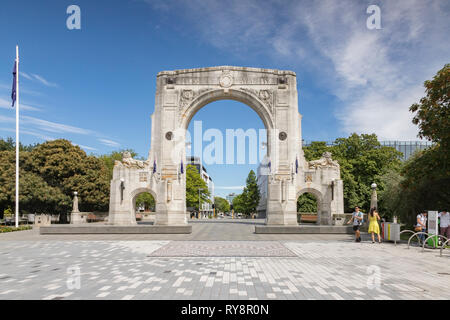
[{"left": 15, "top": 45, "right": 19, "bottom": 228}]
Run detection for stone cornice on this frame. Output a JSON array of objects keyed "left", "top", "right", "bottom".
[{"left": 157, "top": 66, "right": 296, "bottom": 77}]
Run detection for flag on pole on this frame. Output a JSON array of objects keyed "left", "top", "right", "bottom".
[
  {"left": 268, "top": 161, "right": 271, "bottom": 173},
  {"left": 180, "top": 160, "right": 184, "bottom": 174},
  {"left": 13, "top": 46, "right": 19, "bottom": 229},
  {"left": 11, "top": 61, "right": 17, "bottom": 107},
  {"left": 153, "top": 159, "right": 156, "bottom": 173},
  {"left": 295, "top": 157, "right": 298, "bottom": 174}
]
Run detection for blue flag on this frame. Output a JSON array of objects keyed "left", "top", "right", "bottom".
[
  {"left": 295, "top": 157, "right": 298, "bottom": 174},
  {"left": 11, "top": 61, "right": 16, "bottom": 107},
  {"left": 180, "top": 160, "right": 184, "bottom": 174},
  {"left": 153, "top": 159, "right": 156, "bottom": 173},
  {"left": 268, "top": 161, "right": 271, "bottom": 173}
]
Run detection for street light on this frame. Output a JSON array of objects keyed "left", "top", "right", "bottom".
[{"left": 370, "top": 182, "right": 378, "bottom": 211}]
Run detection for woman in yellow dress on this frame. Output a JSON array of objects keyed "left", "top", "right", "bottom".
[{"left": 368, "top": 208, "right": 381, "bottom": 243}]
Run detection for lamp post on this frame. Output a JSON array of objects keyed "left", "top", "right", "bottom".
[{"left": 370, "top": 183, "right": 377, "bottom": 210}]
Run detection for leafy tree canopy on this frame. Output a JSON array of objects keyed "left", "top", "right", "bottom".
[
  {"left": 214, "top": 196, "right": 230, "bottom": 213},
  {"left": 297, "top": 193, "right": 317, "bottom": 213},
  {"left": 135, "top": 192, "right": 155, "bottom": 211},
  {"left": 185, "top": 164, "right": 210, "bottom": 211},
  {"left": 303, "top": 133, "right": 402, "bottom": 212},
  {"left": 0, "top": 139, "right": 110, "bottom": 216}
]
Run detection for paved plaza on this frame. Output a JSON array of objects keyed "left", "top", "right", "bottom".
[{"left": 0, "top": 220, "right": 449, "bottom": 300}]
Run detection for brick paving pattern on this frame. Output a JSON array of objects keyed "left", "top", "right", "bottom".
[{"left": 0, "top": 237, "right": 449, "bottom": 300}]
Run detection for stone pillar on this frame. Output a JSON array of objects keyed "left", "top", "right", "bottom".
[{"left": 265, "top": 177, "right": 298, "bottom": 225}]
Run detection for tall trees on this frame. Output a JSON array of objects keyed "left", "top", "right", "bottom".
[
  {"left": 376, "top": 64, "right": 450, "bottom": 225},
  {"left": 297, "top": 193, "right": 318, "bottom": 213},
  {"left": 303, "top": 134, "right": 402, "bottom": 213},
  {"left": 185, "top": 164, "right": 210, "bottom": 211},
  {"left": 231, "top": 170, "right": 260, "bottom": 217},
  {"left": 240, "top": 170, "right": 260, "bottom": 217},
  {"left": 99, "top": 149, "right": 139, "bottom": 180},
  {"left": 214, "top": 196, "right": 230, "bottom": 213},
  {"left": 135, "top": 193, "right": 155, "bottom": 211},
  {"left": 0, "top": 139, "right": 110, "bottom": 217}
]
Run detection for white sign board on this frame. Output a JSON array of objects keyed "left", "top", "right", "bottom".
[{"left": 428, "top": 211, "right": 438, "bottom": 235}]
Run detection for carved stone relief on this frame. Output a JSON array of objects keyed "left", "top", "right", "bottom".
[{"left": 239, "top": 87, "right": 274, "bottom": 113}]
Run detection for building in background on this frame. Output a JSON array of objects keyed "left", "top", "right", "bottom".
[
  {"left": 302, "top": 140, "right": 432, "bottom": 161},
  {"left": 255, "top": 140, "right": 432, "bottom": 219},
  {"left": 226, "top": 193, "right": 237, "bottom": 204},
  {"left": 256, "top": 163, "right": 269, "bottom": 218},
  {"left": 186, "top": 156, "right": 214, "bottom": 215}
]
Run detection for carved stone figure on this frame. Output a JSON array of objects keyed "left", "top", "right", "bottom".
[
  {"left": 120, "top": 151, "right": 148, "bottom": 169},
  {"left": 308, "top": 152, "right": 340, "bottom": 169}
]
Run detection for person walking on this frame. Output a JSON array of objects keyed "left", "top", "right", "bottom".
[
  {"left": 347, "top": 206, "right": 364, "bottom": 242},
  {"left": 438, "top": 211, "right": 450, "bottom": 239},
  {"left": 368, "top": 208, "right": 381, "bottom": 243}
]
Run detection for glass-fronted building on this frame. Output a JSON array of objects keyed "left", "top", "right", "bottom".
[{"left": 302, "top": 140, "right": 432, "bottom": 161}]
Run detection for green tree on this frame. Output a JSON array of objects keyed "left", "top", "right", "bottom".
[
  {"left": 214, "top": 196, "right": 230, "bottom": 213},
  {"left": 99, "top": 149, "right": 138, "bottom": 180},
  {"left": 185, "top": 164, "right": 210, "bottom": 211},
  {"left": 0, "top": 137, "right": 38, "bottom": 152},
  {"left": 297, "top": 193, "right": 318, "bottom": 213},
  {"left": 303, "top": 141, "right": 329, "bottom": 161},
  {"left": 232, "top": 193, "right": 245, "bottom": 215},
  {"left": 303, "top": 134, "right": 402, "bottom": 213},
  {"left": 0, "top": 150, "right": 70, "bottom": 216},
  {"left": 410, "top": 64, "right": 449, "bottom": 150},
  {"left": 25, "top": 139, "right": 110, "bottom": 215},
  {"left": 378, "top": 64, "right": 450, "bottom": 226},
  {"left": 239, "top": 170, "right": 260, "bottom": 217},
  {"left": 135, "top": 193, "right": 155, "bottom": 211}
]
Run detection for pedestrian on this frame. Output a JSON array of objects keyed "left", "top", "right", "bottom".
[
  {"left": 415, "top": 211, "right": 427, "bottom": 244},
  {"left": 438, "top": 210, "right": 450, "bottom": 239},
  {"left": 347, "top": 206, "right": 364, "bottom": 242},
  {"left": 368, "top": 208, "right": 381, "bottom": 243}
]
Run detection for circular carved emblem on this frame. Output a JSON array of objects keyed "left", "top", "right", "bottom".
[
  {"left": 279, "top": 132, "right": 287, "bottom": 141},
  {"left": 219, "top": 74, "right": 233, "bottom": 88},
  {"left": 165, "top": 131, "right": 173, "bottom": 140},
  {"left": 182, "top": 90, "right": 193, "bottom": 100}
]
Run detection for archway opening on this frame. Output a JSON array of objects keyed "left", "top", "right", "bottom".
[
  {"left": 185, "top": 99, "right": 267, "bottom": 221},
  {"left": 297, "top": 193, "right": 319, "bottom": 224},
  {"left": 134, "top": 192, "right": 155, "bottom": 224}
]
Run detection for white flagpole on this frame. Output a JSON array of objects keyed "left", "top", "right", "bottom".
[{"left": 15, "top": 45, "right": 19, "bottom": 228}]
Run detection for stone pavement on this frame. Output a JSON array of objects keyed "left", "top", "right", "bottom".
[{"left": 0, "top": 221, "right": 449, "bottom": 300}]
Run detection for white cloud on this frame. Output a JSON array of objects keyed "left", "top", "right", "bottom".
[
  {"left": 148, "top": 0, "right": 450, "bottom": 140},
  {"left": 19, "top": 72, "right": 33, "bottom": 80},
  {"left": 0, "top": 127, "right": 55, "bottom": 141},
  {"left": 98, "top": 138, "right": 120, "bottom": 148},
  {"left": 73, "top": 143, "right": 98, "bottom": 151},
  {"left": 21, "top": 116, "right": 93, "bottom": 135},
  {"left": 0, "top": 97, "right": 41, "bottom": 111},
  {"left": 30, "top": 73, "right": 58, "bottom": 88},
  {"left": 0, "top": 115, "right": 15, "bottom": 123},
  {"left": 214, "top": 185, "right": 245, "bottom": 190}
]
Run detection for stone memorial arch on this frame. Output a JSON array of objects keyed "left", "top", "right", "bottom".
[{"left": 108, "top": 66, "right": 344, "bottom": 226}]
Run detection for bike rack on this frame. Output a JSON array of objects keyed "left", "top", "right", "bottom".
[
  {"left": 407, "top": 232, "right": 431, "bottom": 249},
  {"left": 422, "top": 235, "right": 448, "bottom": 252},
  {"left": 395, "top": 230, "right": 416, "bottom": 246},
  {"left": 440, "top": 238, "right": 450, "bottom": 257}
]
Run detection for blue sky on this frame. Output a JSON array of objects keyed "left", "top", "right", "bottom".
[{"left": 0, "top": 0, "right": 449, "bottom": 197}]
